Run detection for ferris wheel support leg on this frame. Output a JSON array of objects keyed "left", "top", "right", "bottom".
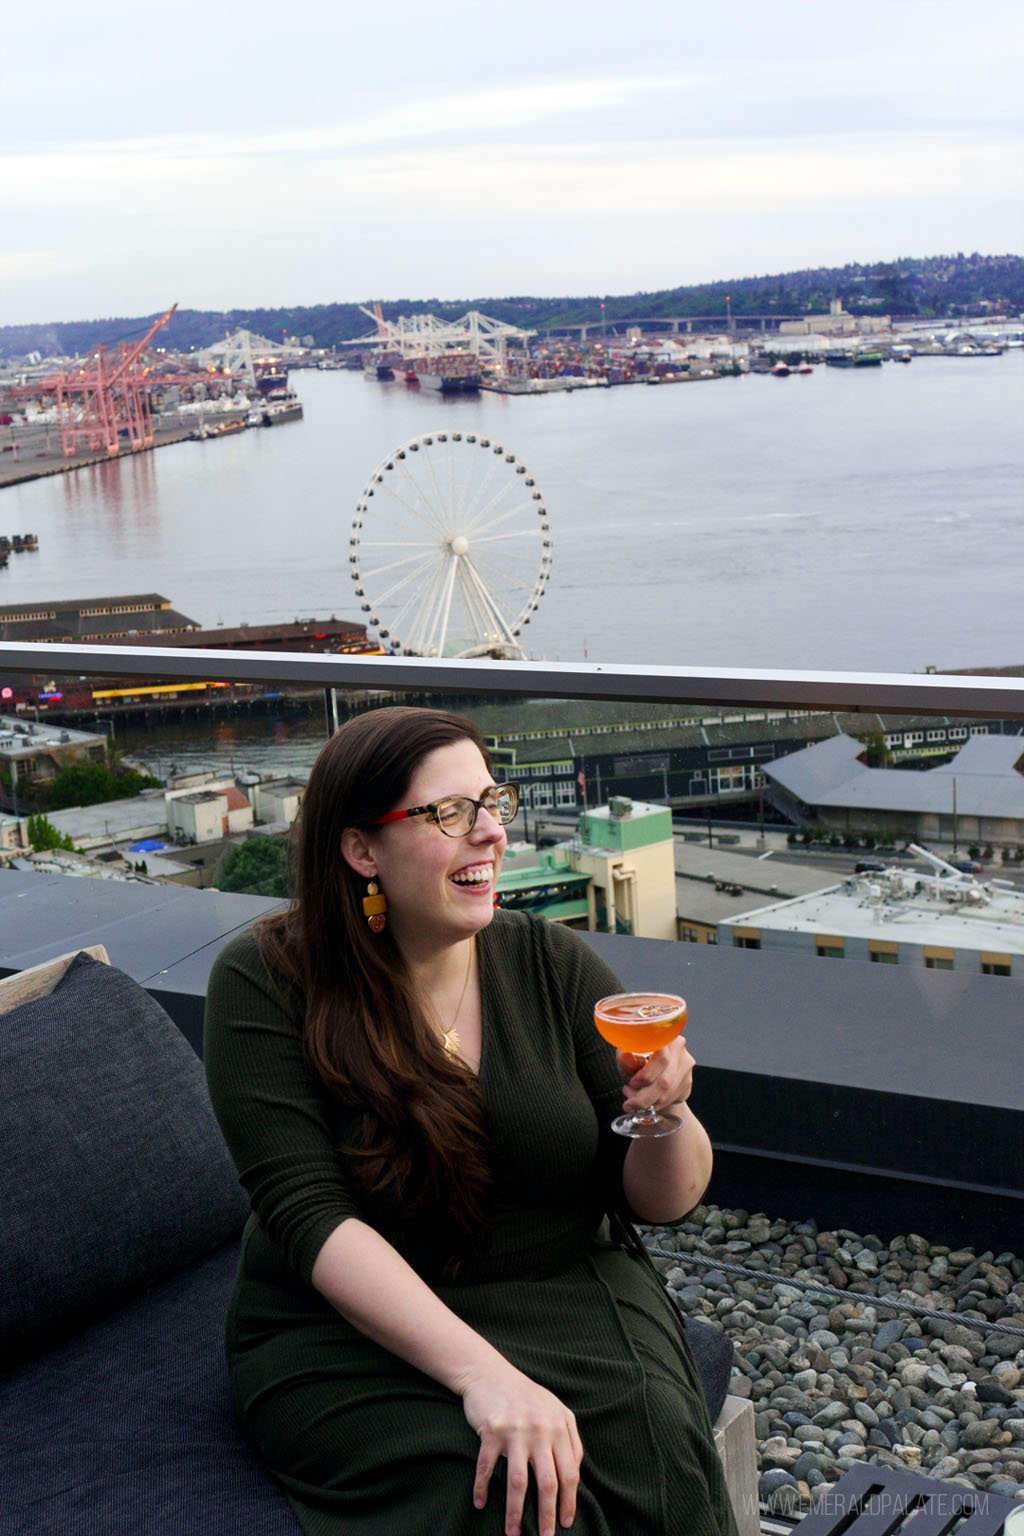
[
  {"left": 462, "top": 556, "right": 519, "bottom": 649},
  {"left": 454, "top": 561, "right": 493, "bottom": 651},
  {"left": 436, "top": 555, "right": 460, "bottom": 660},
  {"left": 405, "top": 555, "right": 450, "bottom": 656}
]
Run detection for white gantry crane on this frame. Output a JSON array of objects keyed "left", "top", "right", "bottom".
[
  {"left": 191, "top": 329, "right": 307, "bottom": 388},
  {"left": 349, "top": 308, "right": 534, "bottom": 378}
]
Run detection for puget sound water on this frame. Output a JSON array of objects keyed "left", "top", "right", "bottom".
[
  {"left": 2, "top": 353, "right": 1021, "bottom": 777},
  {"left": 4, "top": 353, "right": 1023, "bottom": 673}
]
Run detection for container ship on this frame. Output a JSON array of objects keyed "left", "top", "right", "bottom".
[{"left": 406, "top": 353, "right": 481, "bottom": 393}]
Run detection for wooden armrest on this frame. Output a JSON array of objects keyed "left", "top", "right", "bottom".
[
  {"left": 0, "top": 946, "right": 111, "bottom": 1014},
  {"left": 713, "top": 1395, "right": 759, "bottom": 1536}
]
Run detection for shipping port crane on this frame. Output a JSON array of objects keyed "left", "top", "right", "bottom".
[
  {"left": 354, "top": 306, "right": 533, "bottom": 367},
  {"left": 54, "top": 302, "right": 178, "bottom": 458}
]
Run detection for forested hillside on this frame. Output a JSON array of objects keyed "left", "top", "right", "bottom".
[{"left": 2, "top": 253, "right": 1020, "bottom": 359}]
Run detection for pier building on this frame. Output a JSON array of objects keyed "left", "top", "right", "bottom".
[
  {"left": 486, "top": 706, "right": 1022, "bottom": 825},
  {"left": 764, "top": 731, "right": 1024, "bottom": 847},
  {"left": 0, "top": 597, "right": 378, "bottom": 722},
  {"left": 0, "top": 593, "right": 199, "bottom": 645}
]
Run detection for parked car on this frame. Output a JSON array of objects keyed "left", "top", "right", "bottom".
[
  {"left": 854, "top": 859, "right": 887, "bottom": 873},
  {"left": 951, "top": 858, "right": 983, "bottom": 873}
]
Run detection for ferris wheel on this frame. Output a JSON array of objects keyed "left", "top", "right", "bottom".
[{"left": 349, "top": 430, "right": 552, "bottom": 659}]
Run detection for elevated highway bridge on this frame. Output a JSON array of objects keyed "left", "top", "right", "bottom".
[{"left": 537, "top": 314, "right": 810, "bottom": 341}]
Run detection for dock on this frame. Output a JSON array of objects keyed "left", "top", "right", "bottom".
[{"left": 0, "top": 422, "right": 197, "bottom": 490}]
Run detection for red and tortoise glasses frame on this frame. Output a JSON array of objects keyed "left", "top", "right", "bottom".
[{"left": 371, "top": 783, "right": 520, "bottom": 838}]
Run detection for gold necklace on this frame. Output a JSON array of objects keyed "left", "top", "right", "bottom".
[{"left": 442, "top": 940, "right": 474, "bottom": 1058}]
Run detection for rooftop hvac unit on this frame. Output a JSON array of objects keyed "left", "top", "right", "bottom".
[{"left": 609, "top": 796, "right": 633, "bottom": 819}]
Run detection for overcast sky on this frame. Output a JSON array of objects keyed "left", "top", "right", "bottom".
[{"left": 2, "top": 0, "right": 1022, "bottom": 326}]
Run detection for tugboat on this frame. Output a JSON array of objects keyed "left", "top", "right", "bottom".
[{"left": 261, "top": 392, "right": 304, "bottom": 425}]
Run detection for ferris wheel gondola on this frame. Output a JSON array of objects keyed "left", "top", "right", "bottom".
[{"left": 349, "top": 431, "right": 551, "bottom": 659}]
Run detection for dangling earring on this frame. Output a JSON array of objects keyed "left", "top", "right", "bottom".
[{"left": 363, "top": 878, "right": 387, "bottom": 933}]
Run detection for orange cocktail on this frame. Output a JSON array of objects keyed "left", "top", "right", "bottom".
[
  {"left": 594, "top": 992, "right": 687, "bottom": 1138},
  {"left": 594, "top": 993, "right": 687, "bottom": 1055}
]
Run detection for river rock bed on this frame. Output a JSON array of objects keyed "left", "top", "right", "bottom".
[{"left": 640, "top": 1204, "right": 1024, "bottom": 1516}]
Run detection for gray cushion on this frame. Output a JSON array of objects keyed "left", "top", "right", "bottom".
[
  {"left": 683, "top": 1316, "right": 733, "bottom": 1422},
  {"left": 1, "top": 952, "right": 248, "bottom": 1361},
  {"left": 0, "top": 1241, "right": 302, "bottom": 1535}
]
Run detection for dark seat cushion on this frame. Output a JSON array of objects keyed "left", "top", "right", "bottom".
[
  {"left": 0, "top": 1241, "right": 302, "bottom": 1536},
  {"left": 683, "top": 1316, "right": 733, "bottom": 1423},
  {"left": 0, "top": 952, "right": 249, "bottom": 1360}
]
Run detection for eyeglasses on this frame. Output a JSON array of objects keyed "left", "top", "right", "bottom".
[{"left": 372, "top": 783, "right": 519, "bottom": 838}]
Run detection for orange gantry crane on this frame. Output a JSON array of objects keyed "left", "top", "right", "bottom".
[{"left": 55, "top": 302, "right": 178, "bottom": 458}]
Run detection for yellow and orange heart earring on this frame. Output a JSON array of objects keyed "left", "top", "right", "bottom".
[{"left": 363, "top": 879, "right": 387, "bottom": 933}]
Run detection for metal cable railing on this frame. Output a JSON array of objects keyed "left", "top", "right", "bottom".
[{"left": 648, "top": 1248, "right": 1024, "bottom": 1340}]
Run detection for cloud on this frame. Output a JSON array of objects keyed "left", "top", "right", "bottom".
[{"left": 1, "top": 3, "right": 1021, "bottom": 324}]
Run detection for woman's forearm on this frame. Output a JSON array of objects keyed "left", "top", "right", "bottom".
[
  {"left": 621, "top": 1103, "right": 713, "bottom": 1224},
  {"left": 311, "top": 1217, "right": 585, "bottom": 1534},
  {"left": 310, "top": 1216, "right": 507, "bottom": 1392}
]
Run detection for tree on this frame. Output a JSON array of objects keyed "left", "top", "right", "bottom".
[
  {"left": 218, "top": 836, "right": 290, "bottom": 898},
  {"left": 857, "top": 731, "right": 891, "bottom": 768},
  {"left": 26, "top": 814, "right": 75, "bottom": 852},
  {"left": 44, "top": 758, "right": 161, "bottom": 810}
]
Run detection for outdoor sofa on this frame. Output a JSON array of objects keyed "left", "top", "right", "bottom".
[{"left": 0, "top": 947, "right": 757, "bottom": 1536}]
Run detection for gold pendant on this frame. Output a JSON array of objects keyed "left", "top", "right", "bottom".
[{"left": 442, "top": 1028, "right": 460, "bottom": 1058}]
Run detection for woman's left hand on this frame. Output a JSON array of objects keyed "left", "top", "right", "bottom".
[{"left": 617, "top": 1037, "right": 695, "bottom": 1115}]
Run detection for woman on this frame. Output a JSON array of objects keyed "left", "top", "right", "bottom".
[{"left": 204, "top": 706, "right": 737, "bottom": 1536}]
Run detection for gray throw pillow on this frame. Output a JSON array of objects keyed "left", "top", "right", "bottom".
[{"left": 1, "top": 952, "right": 248, "bottom": 1360}]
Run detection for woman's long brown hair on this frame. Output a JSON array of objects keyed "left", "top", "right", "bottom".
[{"left": 256, "top": 706, "right": 493, "bottom": 1268}]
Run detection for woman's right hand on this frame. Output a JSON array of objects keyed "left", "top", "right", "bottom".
[
  {"left": 310, "top": 1220, "right": 582, "bottom": 1533},
  {"left": 459, "top": 1362, "right": 583, "bottom": 1536}
]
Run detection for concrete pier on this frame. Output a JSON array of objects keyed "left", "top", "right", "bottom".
[{"left": 0, "top": 423, "right": 197, "bottom": 489}]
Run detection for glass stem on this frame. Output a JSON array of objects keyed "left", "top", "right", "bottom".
[{"left": 631, "top": 1053, "right": 657, "bottom": 1122}]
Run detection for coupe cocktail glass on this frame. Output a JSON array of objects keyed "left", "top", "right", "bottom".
[{"left": 594, "top": 992, "right": 687, "bottom": 1138}]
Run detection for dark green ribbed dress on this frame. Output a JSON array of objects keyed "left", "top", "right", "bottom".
[{"left": 204, "top": 910, "right": 737, "bottom": 1536}]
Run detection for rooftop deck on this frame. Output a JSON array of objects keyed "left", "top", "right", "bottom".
[
  {"left": 2, "top": 639, "right": 1022, "bottom": 1249},
  {"left": 2, "top": 640, "right": 1022, "bottom": 1517}
]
